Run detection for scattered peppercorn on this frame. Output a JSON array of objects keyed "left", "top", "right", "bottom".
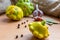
[
  {"left": 26, "top": 20, "right": 28, "bottom": 22},
  {"left": 17, "top": 26, "right": 20, "bottom": 29},
  {"left": 17, "top": 24, "right": 20, "bottom": 29},
  {"left": 25, "top": 25, "right": 27, "bottom": 28},
  {"left": 24, "top": 22, "right": 26, "bottom": 24},
  {"left": 18, "top": 24, "right": 20, "bottom": 26},
  {"left": 21, "top": 22, "right": 24, "bottom": 25},
  {"left": 15, "top": 35, "right": 18, "bottom": 39},
  {"left": 21, "top": 34, "right": 23, "bottom": 37}
]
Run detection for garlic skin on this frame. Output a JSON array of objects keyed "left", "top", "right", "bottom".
[
  {"left": 32, "top": 0, "right": 60, "bottom": 17},
  {"left": 33, "top": 4, "right": 43, "bottom": 17}
]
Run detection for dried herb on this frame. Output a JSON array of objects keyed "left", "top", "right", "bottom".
[
  {"left": 46, "top": 23, "right": 53, "bottom": 26},
  {"left": 46, "top": 20, "right": 60, "bottom": 26},
  {"left": 47, "top": 21, "right": 59, "bottom": 24}
]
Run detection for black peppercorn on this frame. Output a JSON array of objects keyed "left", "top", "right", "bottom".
[
  {"left": 21, "top": 22, "right": 24, "bottom": 25},
  {"left": 17, "top": 24, "right": 20, "bottom": 29},
  {"left": 25, "top": 25, "right": 27, "bottom": 28},
  {"left": 15, "top": 35, "right": 18, "bottom": 39},
  {"left": 21, "top": 34, "right": 23, "bottom": 37},
  {"left": 18, "top": 24, "right": 20, "bottom": 26},
  {"left": 26, "top": 20, "right": 28, "bottom": 22},
  {"left": 24, "top": 22, "right": 26, "bottom": 24}
]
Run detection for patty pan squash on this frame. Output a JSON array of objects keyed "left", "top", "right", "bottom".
[
  {"left": 29, "top": 21, "right": 49, "bottom": 39},
  {"left": 16, "top": 0, "right": 34, "bottom": 17},
  {"left": 6, "top": 5, "right": 23, "bottom": 20}
]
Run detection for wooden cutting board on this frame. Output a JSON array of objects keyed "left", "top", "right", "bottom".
[{"left": 0, "top": 15, "right": 60, "bottom": 40}]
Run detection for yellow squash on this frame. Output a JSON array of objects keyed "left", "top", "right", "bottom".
[
  {"left": 29, "top": 21, "right": 49, "bottom": 39},
  {"left": 6, "top": 5, "right": 23, "bottom": 20}
]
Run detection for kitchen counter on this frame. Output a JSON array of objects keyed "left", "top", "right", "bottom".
[{"left": 0, "top": 14, "right": 60, "bottom": 40}]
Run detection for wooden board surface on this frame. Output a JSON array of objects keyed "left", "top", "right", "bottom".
[{"left": 0, "top": 15, "right": 60, "bottom": 40}]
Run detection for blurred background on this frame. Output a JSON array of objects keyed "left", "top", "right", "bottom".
[{"left": 0, "top": 0, "right": 60, "bottom": 18}]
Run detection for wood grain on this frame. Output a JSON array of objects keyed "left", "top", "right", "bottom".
[{"left": 0, "top": 15, "right": 60, "bottom": 40}]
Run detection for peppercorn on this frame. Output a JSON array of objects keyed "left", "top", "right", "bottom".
[
  {"left": 17, "top": 24, "right": 20, "bottom": 29},
  {"left": 24, "top": 22, "right": 26, "bottom": 24},
  {"left": 21, "top": 34, "right": 23, "bottom": 37},
  {"left": 21, "top": 22, "right": 24, "bottom": 25},
  {"left": 26, "top": 20, "right": 28, "bottom": 22},
  {"left": 15, "top": 35, "right": 18, "bottom": 39},
  {"left": 25, "top": 25, "right": 27, "bottom": 28}
]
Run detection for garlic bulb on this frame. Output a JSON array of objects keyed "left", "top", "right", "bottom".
[{"left": 32, "top": 0, "right": 60, "bottom": 17}]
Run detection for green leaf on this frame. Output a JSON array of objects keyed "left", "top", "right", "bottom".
[{"left": 41, "top": 21, "right": 46, "bottom": 26}]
